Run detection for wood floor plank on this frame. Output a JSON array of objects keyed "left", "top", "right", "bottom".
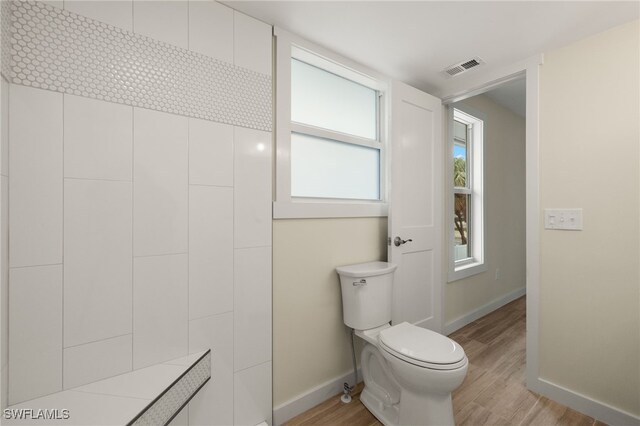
[
  {"left": 455, "top": 401, "right": 510, "bottom": 426},
  {"left": 473, "top": 377, "right": 538, "bottom": 423},
  {"left": 285, "top": 297, "right": 596, "bottom": 426},
  {"left": 452, "top": 365, "right": 498, "bottom": 413},
  {"left": 556, "top": 407, "right": 595, "bottom": 426},
  {"left": 519, "top": 396, "right": 591, "bottom": 426}
]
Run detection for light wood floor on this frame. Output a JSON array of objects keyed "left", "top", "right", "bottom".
[{"left": 285, "top": 297, "right": 602, "bottom": 426}]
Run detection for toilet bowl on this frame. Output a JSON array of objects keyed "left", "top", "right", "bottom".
[{"left": 337, "top": 262, "right": 468, "bottom": 426}]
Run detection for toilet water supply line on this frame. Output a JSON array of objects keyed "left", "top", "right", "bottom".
[{"left": 341, "top": 328, "right": 359, "bottom": 404}]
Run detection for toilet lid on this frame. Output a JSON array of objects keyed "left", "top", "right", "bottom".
[{"left": 379, "top": 322, "right": 466, "bottom": 368}]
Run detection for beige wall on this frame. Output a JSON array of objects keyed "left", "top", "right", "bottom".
[
  {"left": 445, "top": 94, "right": 526, "bottom": 324},
  {"left": 539, "top": 20, "right": 639, "bottom": 416},
  {"left": 272, "top": 217, "right": 387, "bottom": 407}
]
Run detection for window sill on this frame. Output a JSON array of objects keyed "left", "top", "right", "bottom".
[
  {"left": 273, "top": 200, "right": 389, "bottom": 219},
  {"left": 448, "top": 260, "right": 487, "bottom": 282}
]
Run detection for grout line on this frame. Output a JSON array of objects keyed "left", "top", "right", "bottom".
[
  {"left": 6, "top": 263, "right": 63, "bottom": 270},
  {"left": 61, "top": 91, "right": 65, "bottom": 389},
  {"left": 133, "top": 252, "right": 188, "bottom": 259},
  {"left": 186, "top": 115, "right": 190, "bottom": 355},
  {"left": 188, "top": 310, "right": 234, "bottom": 323},
  {"left": 5, "top": 76, "right": 10, "bottom": 407},
  {"left": 233, "top": 359, "right": 270, "bottom": 375},
  {"left": 63, "top": 332, "right": 133, "bottom": 351},
  {"left": 63, "top": 176, "right": 132, "bottom": 183},
  {"left": 231, "top": 123, "right": 235, "bottom": 423},
  {"left": 131, "top": 105, "right": 134, "bottom": 372},
  {"left": 234, "top": 244, "right": 272, "bottom": 251},
  {"left": 188, "top": 183, "right": 233, "bottom": 189},
  {"left": 69, "top": 389, "right": 152, "bottom": 402}
]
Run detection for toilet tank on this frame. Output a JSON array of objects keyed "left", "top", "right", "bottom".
[{"left": 336, "top": 261, "right": 397, "bottom": 330}]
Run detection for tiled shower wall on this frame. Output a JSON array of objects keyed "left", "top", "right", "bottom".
[
  {"left": 1, "top": 1, "right": 273, "bottom": 424},
  {"left": 1, "top": 75, "right": 8, "bottom": 411}
]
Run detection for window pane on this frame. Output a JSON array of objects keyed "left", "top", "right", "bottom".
[
  {"left": 291, "top": 133, "right": 380, "bottom": 200},
  {"left": 454, "top": 193, "right": 471, "bottom": 261},
  {"left": 454, "top": 120, "right": 467, "bottom": 140},
  {"left": 291, "top": 59, "right": 377, "bottom": 140},
  {"left": 454, "top": 142, "right": 467, "bottom": 187},
  {"left": 454, "top": 119, "right": 468, "bottom": 188}
]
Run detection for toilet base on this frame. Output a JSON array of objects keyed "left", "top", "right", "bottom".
[
  {"left": 360, "top": 384, "right": 456, "bottom": 426},
  {"left": 360, "top": 386, "right": 399, "bottom": 426},
  {"left": 397, "top": 389, "right": 455, "bottom": 426}
]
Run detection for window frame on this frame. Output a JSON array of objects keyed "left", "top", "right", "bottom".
[
  {"left": 448, "top": 106, "right": 487, "bottom": 282},
  {"left": 274, "top": 27, "right": 389, "bottom": 219}
]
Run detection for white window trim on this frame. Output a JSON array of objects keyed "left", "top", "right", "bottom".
[
  {"left": 274, "top": 27, "right": 389, "bottom": 219},
  {"left": 448, "top": 105, "right": 487, "bottom": 282}
]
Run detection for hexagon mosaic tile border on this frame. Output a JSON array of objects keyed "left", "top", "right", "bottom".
[
  {"left": 129, "top": 351, "right": 211, "bottom": 426},
  {"left": 1, "top": 0, "right": 272, "bottom": 131}
]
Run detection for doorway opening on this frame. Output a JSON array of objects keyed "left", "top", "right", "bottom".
[{"left": 444, "top": 77, "right": 531, "bottom": 420}]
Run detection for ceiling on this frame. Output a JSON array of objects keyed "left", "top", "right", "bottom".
[{"left": 225, "top": 1, "right": 639, "bottom": 96}]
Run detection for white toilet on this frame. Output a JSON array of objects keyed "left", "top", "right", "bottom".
[{"left": 337, "top": 261, "right": 468, "bottom": 426}]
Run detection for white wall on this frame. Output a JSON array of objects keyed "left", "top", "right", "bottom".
[
  {"left": 445, "top": 94, "right": 526, "bottom": 328},
  {"left": 272, "top": 218, "right": 387, "bottom": 408},
  {"left": 539, "top": 19, "right": 639, "bottom": 417},
  {"left": 2, "top": 1, "right": 273, "bottom": 424}
]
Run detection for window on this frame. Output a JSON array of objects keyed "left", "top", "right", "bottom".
[
  {"left": 449, "top": 107, "right": 486, "bottom": 281},
  {"left": 274, "top": 28, "right": 388, "bottom": 218}
]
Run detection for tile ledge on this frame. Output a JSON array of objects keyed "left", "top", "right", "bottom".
[{"left": 4, "top": 350, "right": 211, "bottom": 425}]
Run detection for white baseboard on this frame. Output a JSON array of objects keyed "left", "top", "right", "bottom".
[
  {"left": 272, "top": 368, "right": 362, "bottom": 426},
  {"left": 535, "top": 378, "right": 640, "bottom": 426},
  {"left": 443, "top": 287, "right": 526, "bottom": 335}
]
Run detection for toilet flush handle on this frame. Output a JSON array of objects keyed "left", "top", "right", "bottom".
[{"left": 352, "top": 279, "right": 367, "bottom": 287}]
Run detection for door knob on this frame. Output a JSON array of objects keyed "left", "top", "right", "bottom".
[{"left": 394, "top": 236, "right": 413, "bottom": 247}]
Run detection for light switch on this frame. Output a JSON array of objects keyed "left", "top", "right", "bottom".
[{"left": 544, "top": 209, "right": 583, "bottom": 230}]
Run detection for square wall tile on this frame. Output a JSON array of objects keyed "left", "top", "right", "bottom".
[
  {"left": 234, "top": 362, "right": 272, "bottom": 426},
  {"left": 65, "top": 1, "right": 133, "bottom": 30},
  {"left": 64, "top": 95, "right": 133, "bottom": 181},
  {"left": 9, "top": 265, "right": 63, "bottom": 404},
  {"left": 188, "top": 0, "right": 233, "bottom": 63},
  {"left": 189, "top": 186, "right": 233, "bottom": 320},
  {"left": 133, "top": 108, "right": 188, "bottom": 257},
  {"left": 234, "top": 247, "right": 271, "bottom": 372},
  {"left": 189, "top": 313, "right": 233, "bottom": 426},
  {"left": 188, "top": 119, "right": 233, "bottom": 187},
  {"left": 9, "top": 85, "right": 63, "bottom": 268},
  {"left": 1, "top": 78, "right": 8, "bottom": 176},
  {"left": 63, "top": 334, "right": 132, "bottom": 389},
  {"left": 64, "top": 178, "right": 133, "bottom": 347},
  {"left": 133, "top": 254, "right": 188, "bottom": 369},
  {"left": 133, "top": 0, "right": 188, "bottom": 49},
  {"left": 234, "top": 11, "right": 272, "bottom": 76},
  {"left": 234, "top": 127, "right": 272, "bottom": 249}
]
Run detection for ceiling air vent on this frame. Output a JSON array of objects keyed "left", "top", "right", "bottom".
[{"left": 442, "top": 57, "right": 485, "bottom": 78}]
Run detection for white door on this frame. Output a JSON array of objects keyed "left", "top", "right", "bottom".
[{"left": 388, "top": 81, "right": 443, "bottom": 332}]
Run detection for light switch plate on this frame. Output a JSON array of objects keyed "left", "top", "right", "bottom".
[{"left": 544, "top": 209, "right": 583, "bottom": 230}]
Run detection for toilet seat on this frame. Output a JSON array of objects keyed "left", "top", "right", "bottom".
[{"left": 379, "top": 322, "right": 467, "bottom": 370}]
